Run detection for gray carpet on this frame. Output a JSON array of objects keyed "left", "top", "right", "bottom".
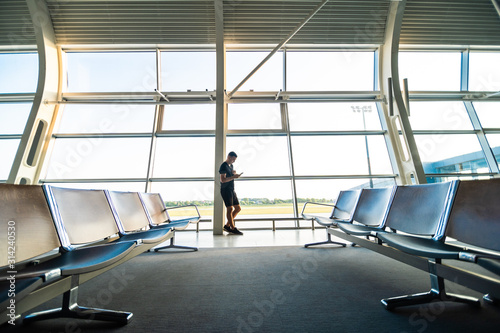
[{"left": 4, "top": 246, "right": 500, "bottom": 333}]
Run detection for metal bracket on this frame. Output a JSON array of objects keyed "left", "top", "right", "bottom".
[{"left": 154, "top": 89, "right": 170, "bottom": 102}]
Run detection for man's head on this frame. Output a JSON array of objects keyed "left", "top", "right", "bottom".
[{"left": 227, "top": 151, "right": 237, "bottom": 164}]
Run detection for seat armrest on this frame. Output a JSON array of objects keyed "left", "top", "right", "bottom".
[
  {"left": 165, "top": 204, "right": 201, "bottom": 223},
  {"left": 301, "top": 202, "right": 336, "bottom": 218}
]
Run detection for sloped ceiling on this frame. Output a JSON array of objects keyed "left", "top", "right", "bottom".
[{"left": 0, "top": 0, "right": 499, "bottom": 48}]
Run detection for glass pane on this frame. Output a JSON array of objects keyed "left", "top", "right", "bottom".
[
  {"left": 150, "top": 181, "right": 214, "bottom": 227},
  {"left": 66, "top": 52, "right": 156, "bottom": 92},
  {"left": 153, "top": 137, "right": 215, "bottom": 177},
  {"left": 287, "top": 51, "right": 374, "bottom": 91},
  {"left": 473, "top": 102, "right": 500, "bottom": 128},
  {"left": 0, "top": 53, "right": 38, "bottom": 93},
  {"left": 228, "top": 104, "right": 281, "bottom": 130},
  {"left": 57, "top": 104, "right": 155, "bottom": 134},
  {"left": 415, "top": 134, "right": 486, "bottom": 174},
  {"left": 226, "top": 136, "right": 290, "bottom": 177},
  {"left": 408, "top": 102, "right": 473, "bottom": 130},
  {"left": 398, "top": 52, "right": 461, "bottom": 91},
  {"left": 296, "top": 178, "right": 395, "bottom": 217},
  {"left": 234, "top": 180, "right": 294, "bottom": 218},
  {"left": 486, "top": 134, "right": 500, "bottom": 168},
  {"left": 366, "top": 136, "right": 394, "bottom": 174},
  {"left": 0, "top": 139, "right": 19, "bottom": 180},
  {"left": 469, "top": 52, "right": 500, "bottom": 91},
  {"left": 45, "top": 138, "right": 151, "bottom": 179},
  {"left": 0, "top": 103, "right": 32, "bottom": 134},
  {"left": 291, "top": 136, "right": 370, "bottom": 175},
  {"left": 426, "top": 175, "right": 491, "bottom": 183},
  {"left": 161, "top": 51, "right": 216, "bottom": 91},
  {"left": 226, "top": 51, "right": 283, "bottom": 91},
  {"left": 162, "top": 104, "right": 215, "bottom": 131},
  {"left": 288, "top": 102, "right": 381, "bottom": 131},
  {"left": 45, "top": 182, "right": 146, "bottom": 192}
]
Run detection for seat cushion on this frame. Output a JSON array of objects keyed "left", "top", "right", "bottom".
[
  {"left": 377, "top": 233, "right": 463, "bottom": 259},
  {"left": 117, "top": 228, "right": 172, "bottom": 245},
  {"left": 314, "top": 216, "right": 339, "bottom": 227},
  {"left": 154, "top": 220, "right": 191, "bottom": 231},
  {"left": 337, "top": 223, "right": 381, "bottom": 236},
  {"left": 13, "top": 241, "right": 136, "bottom": 277}
]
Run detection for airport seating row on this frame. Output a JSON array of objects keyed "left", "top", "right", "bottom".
[
  {"left": 0, "top": 184, "right": 200, "bottom": 326},
  {"left": 302, "top": 178, "right": 500, "bottom": 310}
]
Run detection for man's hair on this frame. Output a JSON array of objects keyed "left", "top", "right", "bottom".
[{"left": 228, "top": 151, "right": 237, "bottom": 157}]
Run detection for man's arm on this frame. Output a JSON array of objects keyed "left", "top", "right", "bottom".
[{"left": 220, "top": 173, "right": 241, "bottom": 183}]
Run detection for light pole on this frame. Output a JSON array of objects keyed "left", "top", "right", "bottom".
[{"left": 352, "top": 105, "right": 374, "bottom": 188}]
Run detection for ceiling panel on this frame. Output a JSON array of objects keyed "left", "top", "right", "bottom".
[{"left": 1, "top": 0, "right": 499, "bottom": 48}]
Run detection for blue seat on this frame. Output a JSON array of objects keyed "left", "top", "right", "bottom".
[
  {"left": 377, "top": 178, "right": 500, "bottom": 305},
  {"left": 338, "top": 181, "right": 458, "bottom": 240},
  {"left": 0, "top": 184, "right": 136, "bottom": 325},
  {"left": 106, "top": 190, "right": 173, "bottom": 245},
  {"left": 302, "top": 190, "right": 360, "bottom": 248},
  {"left": 337, "top": 180, "right": 481, "bottom": 310},
  {"left": 140, "top": 192, "right": 200, "bottom": 252}
]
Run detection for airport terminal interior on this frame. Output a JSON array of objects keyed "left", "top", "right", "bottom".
[{"left": 1, "top": 0, "right": 500, "bottom": 332}]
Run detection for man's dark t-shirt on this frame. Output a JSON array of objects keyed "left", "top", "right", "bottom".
[{"left": 219, "top": 162, "right": 234, "bottom": 191}]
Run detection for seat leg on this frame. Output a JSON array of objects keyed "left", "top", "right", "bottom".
[
  {"left": 23, "top": 285, "right": 132, "bottom": 325},
  {"left": 153, "top": 233, "right": 198, "bottom": 252},
  {"left": 305, "top": 229, "right": 347, "bottom": 248},
  {"left": 483, "top": 294, "right": 500, "bottom": 305},
  {"left": 381, "top": 272, "right": 480, "bottom": 310}
]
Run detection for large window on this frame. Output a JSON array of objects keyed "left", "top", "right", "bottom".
[
  {"left": 57, "top": 104, "right": 155, "bottom": 134},
  {"left": 228, "top": 104, "right": 282, "bottom": 130},
  {"left": 10, "top": 47, "right": 500, "bottom": 229},
  {"left": 409, "top": 102, "right": 487, "bottom": 175},
  {"left": 397, "top": 51, "right": 500, "bottom": 180},
  {"left": 288, "top": 102, "right": 382, "bottom": 131},
  {"left": 226, "top": 51, "right": 283, "bottom": 91},
  {"left": 161, "top": 51, "right": 215, "bottom": 91},
  {"left": 45, "top": 138, "right": 151, "bottom": 180},
  {"left": 0, "top": 51, "right": 37, "bottom": 181},
  {"left": 153, "top": 137, "right": 215, "bottom": 178},
  {"left": 469, "top": 52, "right": 500, "bottom": 91},
  {"left": 287, "top": 51, "right": 374, "bottom": 91},
  {"left": 0, "top": 53, "right": 38, "bottom": 93},
  {"left": 66, "top": 52, "right": 157, "bottom": 92},
  {"left": 398, "top": 52, "right": 461, "bottom": 91},
  {"left": 161, "top": 105, "right": 215, "bottom": 131}
]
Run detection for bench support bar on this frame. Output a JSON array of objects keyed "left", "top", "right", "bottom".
[
  {"left": 154, "top": 234, "right": 198, "bottom": 252},
  {"left": 382, "top": 260, "right": 480, "bottom": 310},
  {"left": 23, "top": 277, "right": 132, "bottom": 325},
  {"left": 305, "top": 229, "right": 347, "bottom": 248}
]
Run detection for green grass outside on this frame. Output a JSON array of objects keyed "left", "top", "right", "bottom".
[{"left": 167, "top": 204, "right": 332, "bottom": 218}]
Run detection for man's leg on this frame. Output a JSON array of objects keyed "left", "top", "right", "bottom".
[
  {"left": 226, "top": 205, "right": 235, "bottom": 229},
  {"left": 232, "top": 205, "right": 241, "bottom": 221}
]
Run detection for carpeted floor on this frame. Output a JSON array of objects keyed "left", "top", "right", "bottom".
[{"left": 3, "top": 246, "right": 500, "bottom": 333}]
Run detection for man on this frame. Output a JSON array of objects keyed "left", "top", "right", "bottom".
[{"left": 219, "top": 151, "right": 243, "bottom": 235}]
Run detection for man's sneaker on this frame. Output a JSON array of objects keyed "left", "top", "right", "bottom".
[
  {"left": 231, "top": 227, "right": 243, "bottom": 235},
  {"left": 223, "top": 225, "right": 232, "bottom": 233}
]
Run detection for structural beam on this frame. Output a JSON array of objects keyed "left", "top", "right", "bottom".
[
  {"left": 227, "top": 0, "right": 329, "bottom": 98},
  {"left": 213, "top": 0, "right": 227, "bottom": 235},
  {"left": 378, "top": 0, "right": 426, "bottom": 185},
  {"left": 8, "top": 0, "right": 61, "bottom": 185},
  {"left": 492, "top": 0, "right": 500, "bottom": 18}
]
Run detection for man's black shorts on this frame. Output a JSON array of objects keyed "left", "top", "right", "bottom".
[{"left": 221, "top": 189, "right": 239, "bottom": 207}]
